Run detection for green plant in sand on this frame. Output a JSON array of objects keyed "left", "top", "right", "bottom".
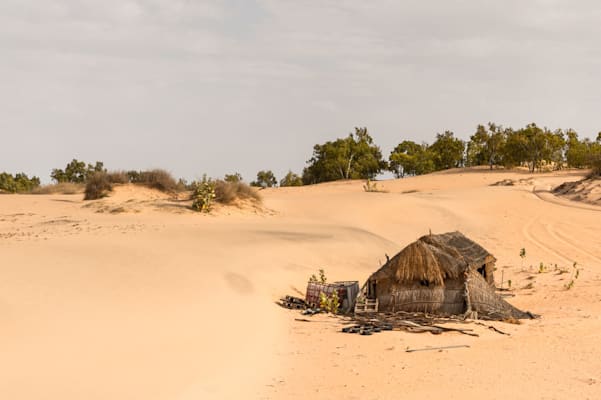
[
  {"left": 191, "top": 175, "right": 216, "bottom": 213},
  {"left": 520, "top": 248, "right": 526, "bottom": 268},
  {"left": 565, "top": 262, "right": 581, "bottom": 290},
  {"left": 309, "top": 269, "right": 327, "bottom": 284},
  {"left": 319, "top": 290, "right": 340, "bottom": 314},
  {"left": 363, "top": 179, "right": 380, "bottom": 192}
]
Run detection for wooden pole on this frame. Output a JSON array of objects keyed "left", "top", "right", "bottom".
[{"left": 406, "top": 345, "right": 470, "bottom": 353}]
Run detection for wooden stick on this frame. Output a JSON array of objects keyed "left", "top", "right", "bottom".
[
  {"left": 431, "top": 325, "right": 479, "bottom": 337},
  {"left": 474, "top": 322, "right": 510, "bottom": 335},
  {"left": 406, "top": 345, "right": 470, "bottom": 353}
]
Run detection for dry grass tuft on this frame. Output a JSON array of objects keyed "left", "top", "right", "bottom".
[
  {"left": 106, "top": 171, "right": 129, "bottom": 184},
  {"left": 31, "top": 182, "right": 84, "bottom": 195},
  {"left": 135, "top": 169, "right": 178, "bottom": 193},
  {"left": 214, "top": 180, "right": 261, "bottom": 204}
]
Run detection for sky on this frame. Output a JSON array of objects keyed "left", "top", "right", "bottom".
[{"left": 1, "top": 0, "right": 600, "bottom": 183}]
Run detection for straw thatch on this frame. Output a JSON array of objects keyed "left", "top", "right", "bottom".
[
  {"left": 370, "top": 231, "right": 496, "bottom": 286},
  {"left": 363, "top": 231, "right": 532, "bottom": 320}
]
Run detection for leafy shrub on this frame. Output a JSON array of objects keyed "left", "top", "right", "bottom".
[
  {"left": 84, "top": 172, "right": 113, "bottom": 200},
  {"left": 190, "top": 177, "right": 260, "bottom": 212},
  {"left": 319, "top": 290, "right": 340, "bottom": 314},
  {"left": 191, "top": 176, "right": 216, "bottom": 213}
]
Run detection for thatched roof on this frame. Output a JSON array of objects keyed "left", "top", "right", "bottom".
[{"left": 370, "top": 231, "right": 495, "bottom": 286}]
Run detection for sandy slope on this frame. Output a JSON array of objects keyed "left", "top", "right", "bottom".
[
  {"left": 1, "top": 169, "right": 600, "bottom": 400},
  {"left": 553, "top": 176, "right": 601, "bottom": 207}
]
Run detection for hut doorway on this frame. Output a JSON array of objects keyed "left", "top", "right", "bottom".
[
  {"left": 367, "top": 280, "right": 377, "bottom": 299},
  {"left": 477, "top": 264, "right": 487, "bottom": 280}
]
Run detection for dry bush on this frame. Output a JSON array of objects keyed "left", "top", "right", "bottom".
[
  {"left": 106, "top": 171, "right": 129, "bottom": 184},
  {"left": 136, "top": 169, "right": 178, "bottom": 192},
  {"left": 84, "top": 172, "right": 113, "bottom": 200},
  {"left": 31, "top": 182, "right": 84, "bottom": 195},
  {"left": 214, "top": 180, "right": 261, "bottom": 204}
]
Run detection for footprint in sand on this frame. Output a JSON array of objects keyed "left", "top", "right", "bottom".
[{"left": 224, "top": 272, "right": 254, "bottom": 295}]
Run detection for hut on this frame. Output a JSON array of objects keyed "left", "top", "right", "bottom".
[{"left": 360, "top": 231, "right": 532, "bottom": 320}]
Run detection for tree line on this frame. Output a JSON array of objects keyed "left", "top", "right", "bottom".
[
  {"left": 299, "top": 123, "right": 600, "bottom": 184},
  {"left": 236, "top": 123, "right": 600, "bottom": 187},
  {"left": 2, "top": 123, "right": 600, "bottom": 193}
]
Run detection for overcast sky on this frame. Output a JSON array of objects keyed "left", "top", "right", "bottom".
[{"left": 1, "top": 1, "right": 600, "bottom": 182}]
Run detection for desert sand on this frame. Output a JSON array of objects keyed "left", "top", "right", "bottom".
[{"left": 1, "top": 169, "right": 600, "bottom": 399}]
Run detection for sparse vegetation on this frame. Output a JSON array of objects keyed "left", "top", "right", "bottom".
[
  {"left": 363, "top": 179, "right": 384, "bottom": 192},
  {"left": 309, "top": 269, "right": 327, "bottom": 284},
  {"left": 520, "top": 248, "right": 526, "bottom": 268},
  {"left": 565, "top": 262, "right": 581, "bottom": 290},
  {"left": 189, "top": 175, "right": 261, "bottom": 213},
  {"left": 538, "top": 262, "right": 547, "bottom": 274}
]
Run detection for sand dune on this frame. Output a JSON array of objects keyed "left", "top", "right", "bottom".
[
  {"left": 553, "top": 176, "right": 601, "bottom": 207},
  {"left": 1, "top": 169, "right": 600, "bottom": 399}
]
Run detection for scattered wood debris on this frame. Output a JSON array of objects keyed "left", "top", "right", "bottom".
[{"left": 277, "top": 295, "right": 308, "bottom": 310}]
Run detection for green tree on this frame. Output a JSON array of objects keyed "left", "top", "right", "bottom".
[
  {"left": 466, "top": 123, "right": 506, "bottom": 169},
  {"left": 521, "top": 123, "right": 548, "bottom": 172},
  {"left": 51, "top": 159, "right": 105, "bottom": 183},
  {"left": 590, "top": 141, "right": 601, "bottom": 176},
  {"left": 0, "top": 172, "right": 40, "bottom": 193},
  {"left": 251, "top": 170, "right": 277, "bottom": 188},
  {"left": 388, "top": 141, "right": 434, "bottom": 177},
  {"left": 543, "top": 129, "right": 566, "bottom": 170},
  {"left": 302, "top": 127, "right": 386, "bottom": 184},
  {"left": 501, "top": 128, "right": 528, "bottom": 168},
  {"left": 279, "top": 171, "right": 303, "bottom": 187},
  {"left": 565, "top": 130, "right": 588, "bottom": 168},
  {"left": 429, "top": 131, "right": 465, "bottom": 170}
]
